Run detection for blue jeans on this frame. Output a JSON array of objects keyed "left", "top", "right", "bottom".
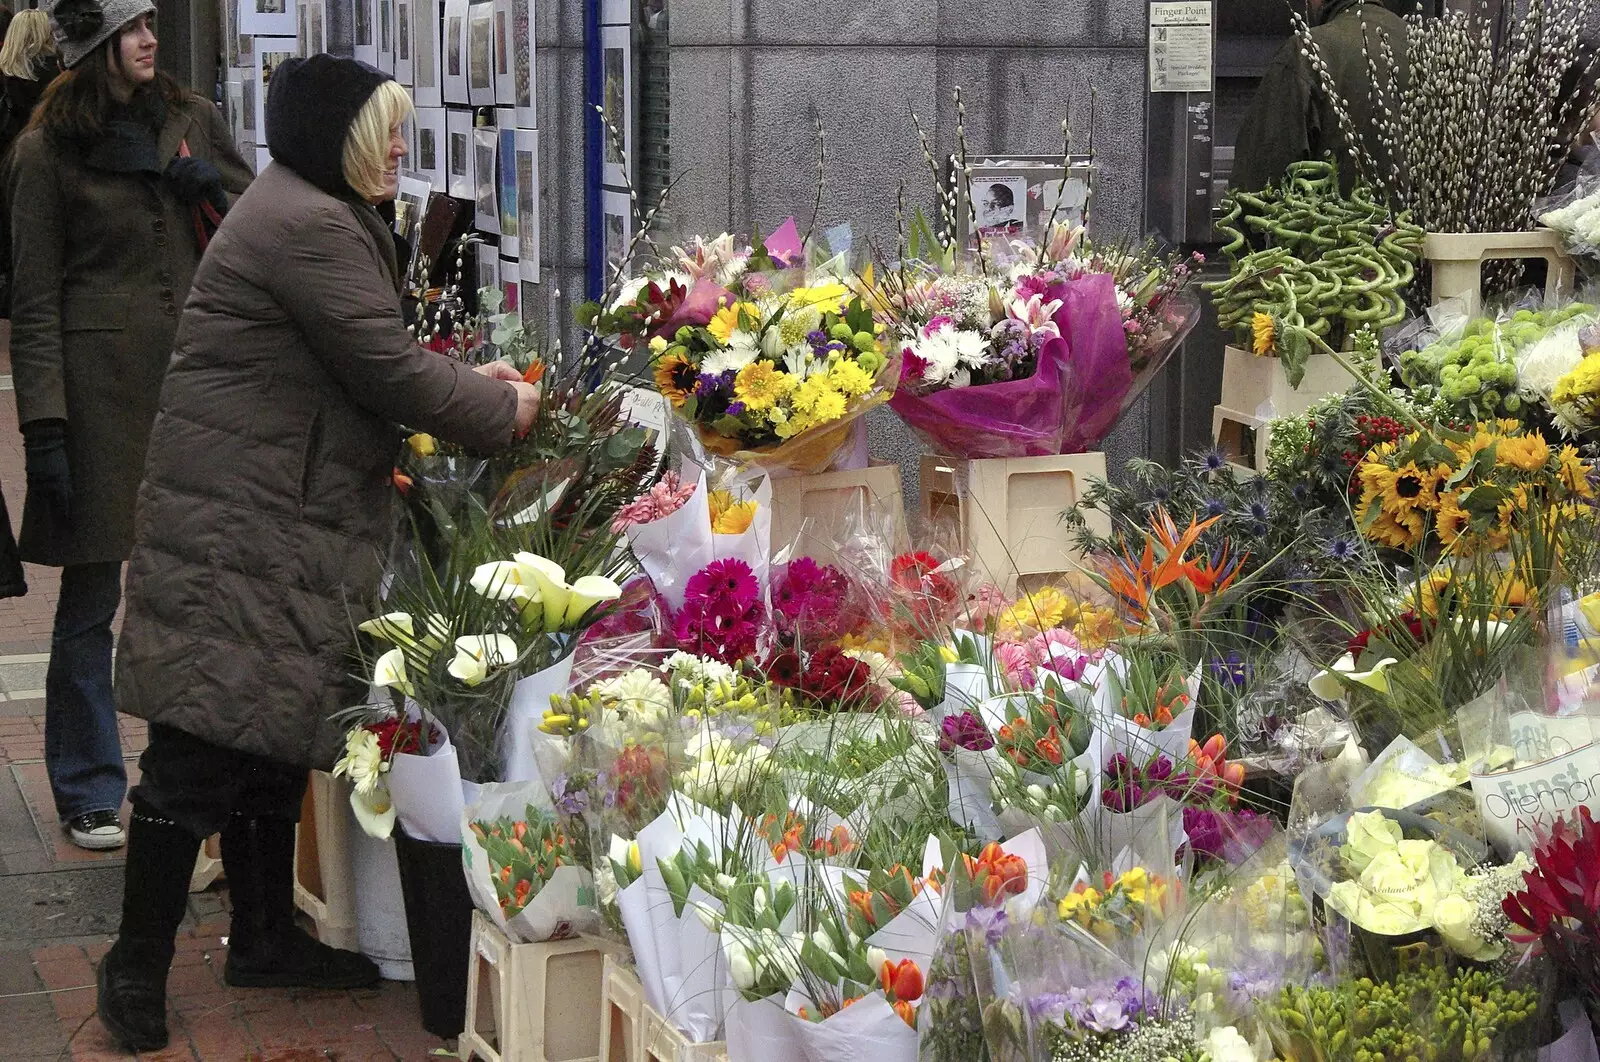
[{"left": 45, "top": 561, "right": 127, "bottom": 821}]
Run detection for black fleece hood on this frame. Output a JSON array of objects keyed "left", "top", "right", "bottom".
[{"left": 265, "top": 54, "right": 391, "bottom": 198}]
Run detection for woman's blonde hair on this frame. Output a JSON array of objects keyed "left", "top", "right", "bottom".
[
  {"left": 342, "top": 79, "right": 414, "bottom": 201},
  {"left": 0, "top": 11, "right": 56, "bottom": 81}
]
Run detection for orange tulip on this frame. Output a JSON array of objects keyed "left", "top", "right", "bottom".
[
  {"left": 849, "top": 889, "right": 877, "bottom": 926},
  {"left": 1200, "top": 734, "right": 1226, "bottom": 763},
  {"left": 880, "top": 958, "right": 924, "bottom": 1002},
  {"left": 522, "top": 359, "right": 547, "bottom": 385},
  {"left": 892, "top": 999, "right": 916, "bottom": 1028},
  {"left": 1037, "top": 738, "right": 1064, "bottom": 765}
]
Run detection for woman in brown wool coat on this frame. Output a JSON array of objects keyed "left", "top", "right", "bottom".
[
  {"left": 5, "top": 0, "right": 252, "bottom": 853},
  {"left": 96, "top": 53, "right": 541, "bottom": 1052}
]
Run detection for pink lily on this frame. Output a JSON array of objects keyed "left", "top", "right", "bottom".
[{"left": 1007, "top": 292, "right": 1064, "bottom": 341}]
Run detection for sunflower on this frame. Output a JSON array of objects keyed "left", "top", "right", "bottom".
[
  {"left": 1496, "top": 432, "right": 1551, "bottom": 473},
  {"left": 1251, "top": 312, "right": 1275, "bottom": 356},
  {"left": 1356, "top": 491, "right": 1425, "bottom": 550},
  {"left": 733, "top": 360, "right": 793, "bottom": 412},
  {"left": 654, "top": 352, "right": 699, "bottom": 407},
  {"left": 1436, "top": 493, "right": 1472, "bottom": 552}
]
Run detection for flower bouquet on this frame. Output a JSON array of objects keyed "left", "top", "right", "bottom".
[
  {"left": 460, "top": 784, "right": 598, "bottom": 942},
  {"left": 330, "top": 714, "right": 442, "bottom": 839}
]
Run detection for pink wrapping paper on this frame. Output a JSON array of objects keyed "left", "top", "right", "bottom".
[{"left": 887, "top": 273, "right": 1130, "bottom": 458}]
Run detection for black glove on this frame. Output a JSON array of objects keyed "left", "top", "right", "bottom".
[
  {"left": 21, "top": 419, "right": 70, "bottom": 523},
  {"left": 163, "top": 156, "right": 229, "bottom": 217}
]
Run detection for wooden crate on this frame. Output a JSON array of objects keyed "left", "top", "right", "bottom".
[
  {"left": 460, "top": 913, "right": 626, "bottom": 1062},
  {"left": 768, "top": 461, "right": 904, "bottom": 567},
  {"left": 1212, "top": 404, "right": 1270, "bottom": 474},
  {"left": 1219, "top": 345, "right": 1356, "bottom": 421},
  {"left": 292, "top": 769, "right": 357, "bottom": 951},
  {"left": 1425, "top": 229, "right": 1576, "bottom": 318},
  {"left": 599, "top": 954, "right": 646, "bottom": 1062},
  {"left": 920, "top": 453, "right": 1110, "bottom": 593},
  {"left": 638, "top": 1001, "right": 727, "bottom": 1062},
  {"left": 189, "top": 834, "right": 223, "bottom": 893}
]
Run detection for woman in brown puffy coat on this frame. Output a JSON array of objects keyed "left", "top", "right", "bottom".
[{"left": 96, "top": 54, "right": 540, "bottom": 1052}]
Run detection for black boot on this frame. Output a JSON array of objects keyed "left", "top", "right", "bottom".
[
  {"left": 221, "top": 814, "right": 381, "bottom": 989},
  {"left": 96, "top": 805, "right": 202, "bottom": 1052}
]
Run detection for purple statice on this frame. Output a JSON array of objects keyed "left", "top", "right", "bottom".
[
  {"left": 939, "top": 711, "right": 994, "bottom": 753},
  {"left": 726, "top": 400, "right": 747, "bottom": 417},
  {"left": 806, "top": 329, "right": 830, "bottom": 349},
  {"left": 694, "top": 369, "right": 736, "bottom": 399}
]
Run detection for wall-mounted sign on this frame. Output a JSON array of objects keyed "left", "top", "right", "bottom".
[{"left": 1149, "top": 1, "right": 1212, "bottom": 94}]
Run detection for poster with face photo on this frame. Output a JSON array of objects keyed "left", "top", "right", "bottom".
[
  {"left": 515, "top": 128, "right": 539, "bottom": 283},
  {"left": 467, "top": 0, "right": 496, "bottom": 107},
  {"left": 443, "top": 0, "right": 469, "bottom": 104},
  {"left": 955, "top": 158, "right": 1095, "bottom": 249},
  {"left": 412, "top": 0, "right": 441, "bottom": 107},
  {"left": 354, "top": 0, "right": 376, "bottom": 63},
  {"left": 394, "top": 0, "right": 412, "bottom": 82},
  {"left": 511, "top": 0, "right": 535, "bottom": 126},
  {"left": 493, "top": 0, "right": 516, "bottom": 106},
  {"left": 241, "top": 0, "right": 297, "bottom": 37},
  {"left": 254, "top": 39, "right": 296, "bottom": 140},
  {"left": 496, "top": 111, "right": 518, "bottom": 258},
  {"left": 377, "top": 0, "right": 395, "bottom": 73},
  {"left": 414, "top": 107, "right": 447, "bottom": 191},
  {"left": 602, "top": 188, "right": 631, "bottom": 281},
  {"left": 473, "top": 122, "right": 499, "bottom": 233},
  {"left": 446, "top": 107, "right": 473, "bottom": 199},
  {"left": 601, "top": 25, "right": 630, "bottom": 187}
]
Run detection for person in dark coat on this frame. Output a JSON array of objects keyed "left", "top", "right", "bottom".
[
  {"left": 0, "top": 9, "right": 60, "bottom": 157},
  {"left": 1232, "top": 0, "right": 1408, "bottom": 194},
  {"left": 4, "top": 0, "right": 252, "bottom": 853},
  {"left": 96, "top": 54, "right": 540, "bottom": 1052}
]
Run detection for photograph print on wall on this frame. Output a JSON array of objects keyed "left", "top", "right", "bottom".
[
  {"left": 447, "top": 106, "right": 473, "bottom": 199},
  {"left": 496, "top": 113, "right": 517, "bottom": 260},
  {"left": 443, "top": 0, "right": 468, "bottom": 104},
  {"left": 473, "top": 121, "right": 499, "bottom": 233},
  {"left": 467, "top": 0, "right": 495, "bottom": 106},
  {"left": 241, "top": 0, "right": 296, "bottom": 37},
  {"left": 515, "top": 127, "right": 539, "bottom": 283},
  {"left": 254, "top": 39, "right": 297, "bottom": 141},
  {"left": 600, "top": 25, "right": 630, "bottom": 187},
  {"left": 512, "top": 0, "right": 534, "bottom": 125}
]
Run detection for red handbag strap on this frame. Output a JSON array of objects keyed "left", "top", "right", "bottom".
[{"left": 177, "top": 138, "right": 222, "bottom": 249}]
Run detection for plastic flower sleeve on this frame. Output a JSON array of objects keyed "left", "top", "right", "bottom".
[
  {"left": 624, "top": 461, "right": 715, "bottom": 612},
  {"left": 459, "top": 782, "right": 598, "bottom": 943}
]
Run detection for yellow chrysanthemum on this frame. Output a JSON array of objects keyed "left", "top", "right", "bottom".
[
  {"left": 778, "top": 305, "right": 824, "bottom": 348},
  {"left": 791, "top": 376, "right": 847, "bottom": 424},
  {"left": 1251, "top": 312, "right": 1275, "bottom": 356},
  {"left": 788, "top": 282, "right": 850, "bottom": 311},
  {"left": 733, "top": 360, "right": 793, "bottom": 412},
  {"left": 995, "top": 587, "right": 1071, "bottom": 640},
  {"left": 708, "top": 301, "right": 759, "bottom": 343},
  {"left": 828, "top": 359, "right": 874, "bottom": 397},
  {"left": 1497, "top": 432, "right": 1551, "bottom": 473},
  {"left": 1558, "top": 445, "right": 1594, "bottom": 497},
  {"left": 1073, "top": 606, "right": 1123, "bottom": 650}
]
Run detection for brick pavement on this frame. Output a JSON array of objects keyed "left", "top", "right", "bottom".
[{"left": 0, "top": 328, "right": 457, "bottom": 1059}]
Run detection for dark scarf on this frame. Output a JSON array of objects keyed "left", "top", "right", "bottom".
[{"left": 79, "top": 89, "right": 166, "bottom": 174}]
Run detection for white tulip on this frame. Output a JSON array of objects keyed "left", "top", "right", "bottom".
[
  {"left": 727, "top": 944, "right": 757, "bottom": 991},
  {"left": 447, "top": 634, "right": 520, "bottom": 686}
]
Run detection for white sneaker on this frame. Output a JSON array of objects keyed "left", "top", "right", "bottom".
[{"left": 67, "top": 810, "right": 126, "bottom": 850}]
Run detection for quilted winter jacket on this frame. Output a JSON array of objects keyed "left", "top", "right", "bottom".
[{"left": 114, "top": 160, "right": 517, "bottom": 769}]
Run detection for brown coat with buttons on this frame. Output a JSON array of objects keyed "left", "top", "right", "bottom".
[
  {"left": 113, "top": 160, "right": 518, "bottom": 768},
  {"left": 4, "top": 93, "right": 253, "bottom": 567}
]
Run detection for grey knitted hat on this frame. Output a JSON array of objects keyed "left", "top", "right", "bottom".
[{"left": 48, "top": 0, "right": 156, "bottom": 70}]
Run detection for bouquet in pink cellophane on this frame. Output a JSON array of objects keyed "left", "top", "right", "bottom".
[{"left": 877, "top": 222, "right": 1201, "bottom": 458}]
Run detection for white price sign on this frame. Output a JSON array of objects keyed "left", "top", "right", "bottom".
[{"left": 1149, "top": 1, "right": 1212, "bottom": 94}]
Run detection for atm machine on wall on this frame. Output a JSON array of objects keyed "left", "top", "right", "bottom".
[{"left": 1141, "top": 0, "right": 1292, "bottom": 466}]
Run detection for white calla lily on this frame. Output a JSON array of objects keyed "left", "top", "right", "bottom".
[
  {"left": 470, "top": 560, "right": 539, "bottom": 603},
  {"left": 1308, "top": 652, "right": 1398, "bottom": 701},
  {"left": 564, "top": 575, "right": 623, "bottom": 625},
  {"left": 515, "top": 552, "right": 572, "bottom": 629},
  {"left": 359, "top": 611, "right": 415, "bottom": 645},
  {"left": 349, "top": 783, "right": 397, "bottom": 839},
  {"left": 447, "top": 634, "right": 520, "bottom": 686},
  {"left": 372, "top": 648, "right": 413, "bottom": 696}
]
